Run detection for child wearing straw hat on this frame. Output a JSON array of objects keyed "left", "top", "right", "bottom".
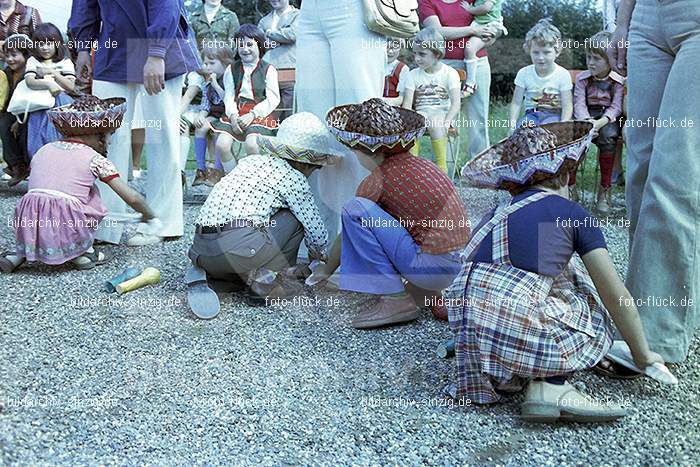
[
  {"left": 321, "top": 98, "right": 470, "bottom": 329},
  {"left": 448, "top": 122, "right": 667, "bottom": 422},
  {"left": 0, "top": 95, "right": 157, "bottom": 272},
  {"left": 186, "top": 112, "right": 344, "bottom": 319}
]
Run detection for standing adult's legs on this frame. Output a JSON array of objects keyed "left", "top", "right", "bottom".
[
  {"left": 465, "top": 57, "right": 491, "bottom": 159},
  {"left": 137, "top": 75, "right": 185, "bottom": 237},
  {"left": 310, "top": 0, "right": 384, "bottom": 240},
  {"left": 92, "top": 80, "right": 135, "bottom": 244},
  {"left": 625, "top": 0, "right": 700, "bottom": 362}
]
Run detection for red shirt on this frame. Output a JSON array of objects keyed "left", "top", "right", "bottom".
[
  {"left": 418, "top": 0, "right": 488, "bottom": 61},
  {"left": 356, "top": 152, "right": 470, "bottom": 254}
]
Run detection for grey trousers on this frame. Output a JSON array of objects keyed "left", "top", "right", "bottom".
[
  {"left": 625, "top": 0, "right": 700, "bottom": 362},
  {"left": 188, "top": 209, "right": 304, "bottom": 284}
]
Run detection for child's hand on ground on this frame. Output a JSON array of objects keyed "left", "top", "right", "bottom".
[
  {"left": 633, "top": 350, "right": 665, "bottom": 372},
  {"left": 237, "top": 112, "right": 255, "bottom": 130}
]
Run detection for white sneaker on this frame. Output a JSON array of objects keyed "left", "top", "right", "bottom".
[
  {"left": 521, "top": 380, "right": 627, "bottom": 423},
  {"left": 127, "top": 233, "right": 163, "bottom": 247}
]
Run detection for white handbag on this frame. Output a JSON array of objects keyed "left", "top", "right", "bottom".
[
  {"left": 7, "top": 80, "right": 56, "bottom": 123},
  {"left": 362, "top": 0, "right": 420, "bottom": 39}
]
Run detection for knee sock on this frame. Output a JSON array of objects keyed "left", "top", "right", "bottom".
[
  {"left": 598, "top": 151, "right": 614, "bottom": 189},
  {"left": 214, "top": 150, "right": 224, "bottom": 171},
  {"left": 568, "top": 168, "right": 577, "bottom": 186},
  {"left": 465, "top": 59, "right": 478, "bottom": 85},
  {"left": 431, "top": 137, "right": 448, "bottom": 173},
  {"left": 410, "top": 138, "right": 421, "bottom": 156},
  {"left": 194, "top": 137, "right": 207, "bottom": 171}
]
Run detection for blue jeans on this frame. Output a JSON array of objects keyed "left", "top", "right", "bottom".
[
  {"left": 624, "top": 0, "right": 700, "bottom": 362},
  {"left": 339, "top": 197, "right": 462, "bottom": 295}
]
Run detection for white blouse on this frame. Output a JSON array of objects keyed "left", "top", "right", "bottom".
[{"left": 223, "top": 60, "right": 280, "bottom": 119}]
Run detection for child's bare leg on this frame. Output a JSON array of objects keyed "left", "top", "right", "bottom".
[
  {"left": 244, "top": 134, "right": 259, "bottom": 156},
  {"left": 463, "top": 37, "right": 486, "bottom": 96},
  {"left": 216, "top": 133, "right": 237, "bottom": 173}
]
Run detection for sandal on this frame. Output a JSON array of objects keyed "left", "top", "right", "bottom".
[
  {"left": 593, "top": 357, "right": 643, "bottom": 379},
  {"left": 72, "top": 250, "right": 112, "bottom": 270},
  {"left": 0, "top": 253, "right": 24, "bottom": 273}
]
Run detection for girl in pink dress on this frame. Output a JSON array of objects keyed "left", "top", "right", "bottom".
[{"left": 0, "top": 96, "right": 156, "bottom": 271}]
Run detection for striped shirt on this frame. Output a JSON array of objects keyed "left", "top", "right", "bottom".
[{"left": 356, "top": 152, "right": 470, "bottom": 254}]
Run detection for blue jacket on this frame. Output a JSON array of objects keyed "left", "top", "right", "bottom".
[{"left": 69, "top": 0, "right": 201, "bottom": 83}]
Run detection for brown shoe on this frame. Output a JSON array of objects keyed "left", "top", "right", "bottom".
[
  {"left": 351, "top": 294, "right": 420, "bottom": 329},
  {"left": 205, "top": 168, "right": 224, "bottom": 187},
  {"left": 192, "top": 169, "right": 208, "bottom": 186},
  {"left": 7, "top": 164, "right": 29, "bottom": 187}
]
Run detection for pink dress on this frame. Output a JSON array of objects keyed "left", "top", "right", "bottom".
[{"left": 14, "top": 141, "right": 119, "bottom": 264}]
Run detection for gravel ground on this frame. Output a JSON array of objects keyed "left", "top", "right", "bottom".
[{"left": 0, "top": 179, "right": 698, "bottom": 466}]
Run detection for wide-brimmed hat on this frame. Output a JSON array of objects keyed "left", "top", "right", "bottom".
[
  {"left": 257, "top": 112, "right": 344, "bottom": 166},
  {"left": 461, "top": 121, "right": 594, "bottom": 190},
  {"left": 326, "top": 98, "right": 426, "bottom": 153},
  {"left": 48, "top": 95, "right": 126, "bottom": 137}
]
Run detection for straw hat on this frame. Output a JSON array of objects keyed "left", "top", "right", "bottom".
[
  {"left": 326, "top": 98, "right": 426, "bottom": 153},
  {"left": 48, "top": 95, "right": 126, "bottom": 137},
  {"left": 461, "top": 121, "right": 594, "bottom": 190},
  {"left": 257, "top": 112, "right": 344, "bottom": 166}
]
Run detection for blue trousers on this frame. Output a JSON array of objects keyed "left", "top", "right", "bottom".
[{"left": 339, "top": 197, "right": 462, "bottom": 295}]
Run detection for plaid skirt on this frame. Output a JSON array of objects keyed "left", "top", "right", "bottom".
[{"left": 445, "top": 254, "right": 614, "bottom": 404}]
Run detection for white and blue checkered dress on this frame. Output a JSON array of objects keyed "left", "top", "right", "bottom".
[{"left": 445, "top": 192, "right": 614, "bottom": 404}]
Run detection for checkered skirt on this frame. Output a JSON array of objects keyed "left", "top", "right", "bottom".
[{"left": 445, "top": 192, "right": 613, "bottom": 404}]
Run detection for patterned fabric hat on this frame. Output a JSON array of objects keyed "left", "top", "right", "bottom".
[
  {"left": 326, "top": 98, "right": 426, "bottom": 153},
  {"left": 48, "top": 95, "right": 126, "bottom": 137},
  {"left": 257, "top": 112, "right": 344, "bottom": 166},
  {"left": 461, "top": 121, "right": 594, "bottom": 190}
]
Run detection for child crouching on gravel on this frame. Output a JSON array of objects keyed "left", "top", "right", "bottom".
[{"left": 0, "top": 96, "right": 157, "bottom": 272}]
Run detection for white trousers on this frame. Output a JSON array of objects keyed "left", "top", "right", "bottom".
[
  {"left": 92, "top": 76, "right": 185, "bottom": 243},
  {"left": 295, "top": 0, "right": 385, "bottom": 242}
]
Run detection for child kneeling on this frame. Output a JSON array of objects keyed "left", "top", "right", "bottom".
[
  {"left": 450, "top": 123, "right": 665, "bottom": 422},
  {"left": 0, "top": 96, "right": 157, "bottom": 272}
]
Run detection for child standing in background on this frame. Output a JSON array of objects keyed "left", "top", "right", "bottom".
[
  {"left": 382, "top": 38, "right": 409, "bottom": 106},
  {"left": 574, "top": 31, "right": 625, "bottom": 214},
  {"left": 459, "top": 0, "right": 507, "bottom": 97},
  {"left": 190, "top": 45, "right": 236, "bottom": 187},
  {"left": 508, "top": 19, "right": 572, "bottom": 131},
  {"left": 403, "top": 28, "right": 461, "bottom": 177},
  {"left": 24, "top": 23, "right": 75, "bottom": 158},
  {"left": 0, "top": 34, "right": 31, "bottom": 186}
]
